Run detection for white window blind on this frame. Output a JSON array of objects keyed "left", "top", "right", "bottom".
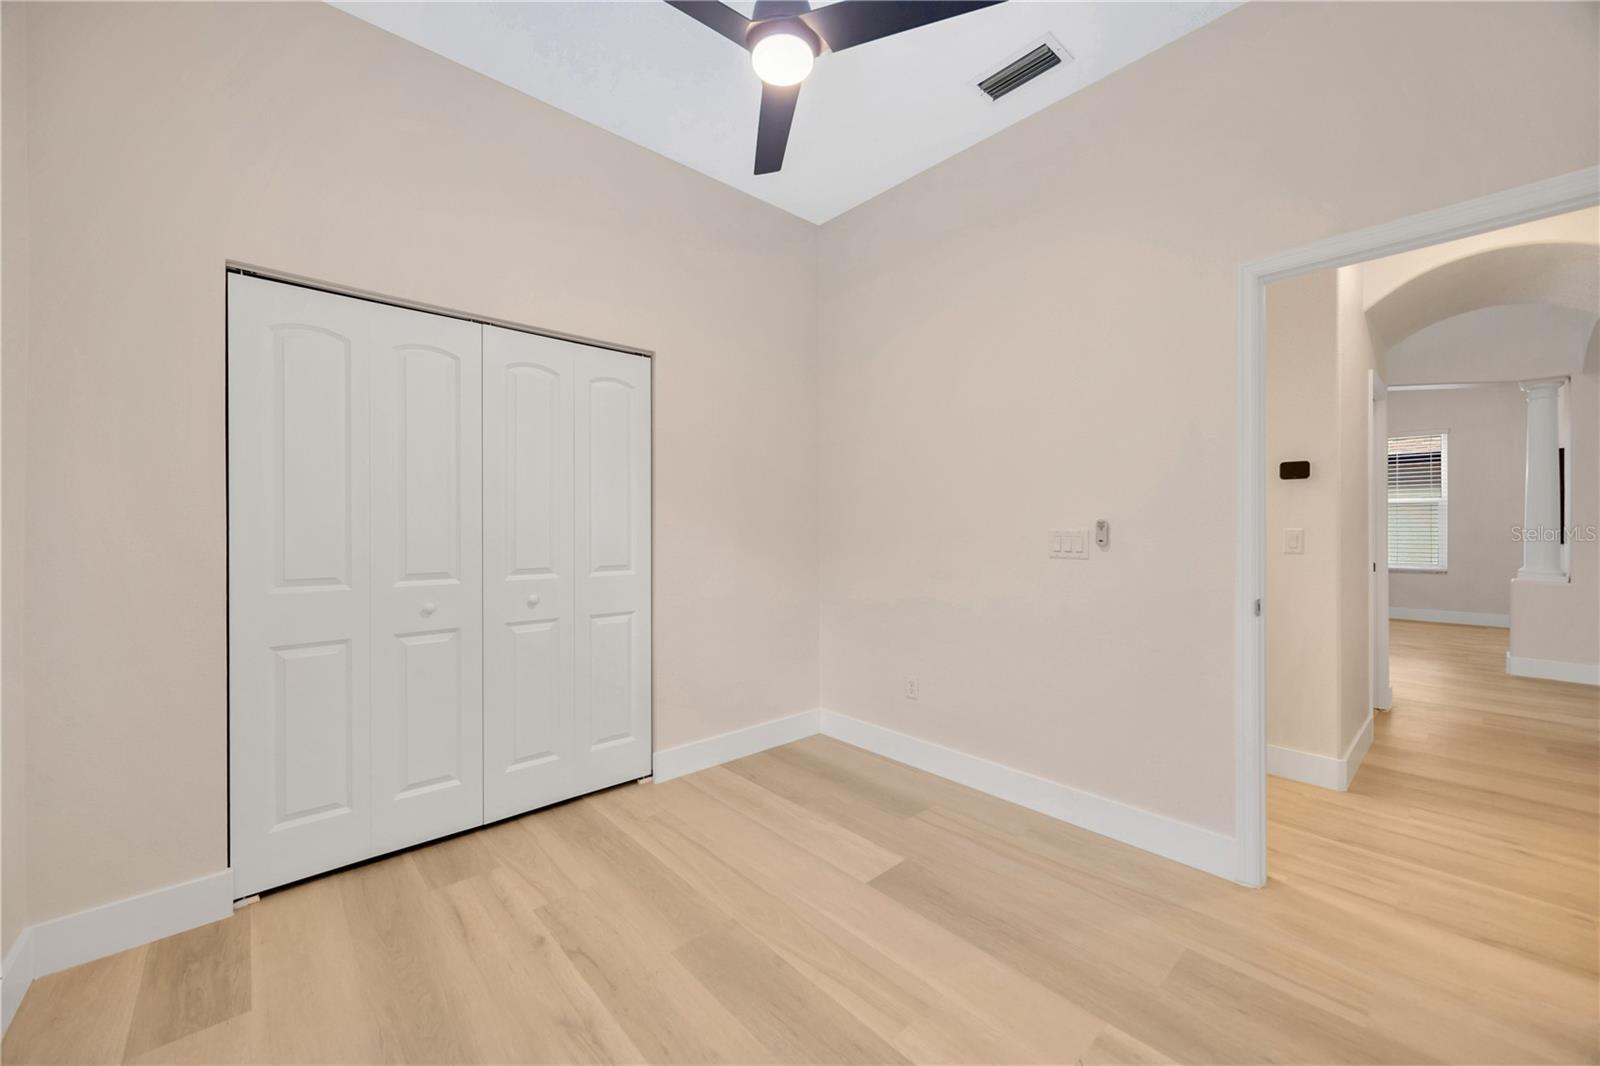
[{"left": 1388, "top": 433, "right": 1448, "bottom": 571}]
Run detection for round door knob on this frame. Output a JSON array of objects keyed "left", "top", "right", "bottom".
[
  {"left": 526, "top": 592, "right": 542, "bottom": 607},
  {"left": 420, "top": 601, "right": 437, "bottom": 617}
]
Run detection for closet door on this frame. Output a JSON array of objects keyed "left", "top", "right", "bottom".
[
  {"left": 229, "top": 275, "right": 375, "bottom": 897},
  {"left": 482, "top": 327, "right": 576, "bottom": 820},
  {"left": 574, "top": 347, "right": 652, "bottom": 787},
  {"left": 368, "top": 308, "right": 484, "bottom": 852}
]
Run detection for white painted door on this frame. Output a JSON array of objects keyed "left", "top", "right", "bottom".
[
  {"left": 368, "top": 307, "right": 484, "bottom": 852},
  {"left": 1370, "top": 370, "right": 1393, "bottom": 710},
  {"left": 232, "top": 276, "right": 646, "bottom": 894},
  {"left": 229, "top": 275, "right": 376, "bottom": 897},
  {"left": 482, "top": 327, "right": 577, "bottom": 821},
  {"left": 574, "top": 347, "right": 653, "bottom": 786},
  {"left": 483, "top": 329, "right": 651, "bottom": 818}
]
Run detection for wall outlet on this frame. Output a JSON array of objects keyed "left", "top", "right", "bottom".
[{"left": 904, "top": 677, "right": 919, "bottom": 700}]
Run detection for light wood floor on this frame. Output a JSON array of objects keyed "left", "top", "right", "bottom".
[{"left": 6, "top": 621, "right": 1596, "bottom": 1064}]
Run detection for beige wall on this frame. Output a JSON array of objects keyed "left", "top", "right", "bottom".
[
  {"left": 1264, "top": 271, "right": 1342, "bottom": 756},
  {"left": 815, "top": 1, "right": 1598, "bottom": 831},
  {"left": 1262, "top": 267, "right": 1374, "bottom": 762},
  {"left": 1334, "top": 266, "right": 1377, "bottom": 753},
  {"left": 1389, "top": 385, "right": 1526, "bottom": 618},
  {"left": 10, "top": 0, "right": 820, "bottom": 926},
  {"left": 5, "top": 0, "right": 1599, "bottom": 935},
  {"left": 2, "top": 0, "right": 29, "bottom": 958}
]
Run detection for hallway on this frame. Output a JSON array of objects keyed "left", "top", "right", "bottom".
[{"left": 1267, "top": 619, "right": 1598, "bottom": 1060}]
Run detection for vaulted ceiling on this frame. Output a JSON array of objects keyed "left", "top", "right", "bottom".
[{"left": 332, "top": 1, "right": 1237, "bottom": 224}]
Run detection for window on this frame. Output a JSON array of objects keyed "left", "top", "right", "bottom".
[{"left": 1388, "top": 433, "right": 1447, "bottom": 571}]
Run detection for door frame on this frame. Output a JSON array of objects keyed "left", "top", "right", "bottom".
[
  {"left": 222, "top": 263, "right": 657, "bottom": 886},
  {"left": 1232, "top": 166, "right": 1598, "bottom": 888}
]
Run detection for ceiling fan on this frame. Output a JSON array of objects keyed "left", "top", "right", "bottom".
[{"left": 664, "top": 0, "right": 1005, "bottom": 175}]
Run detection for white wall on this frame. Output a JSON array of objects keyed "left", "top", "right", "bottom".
[
  {"left": 8, "top": 1, "right": 821, "bottom": 929},
  {"left": 1388, "top": 385, "right": 1526, "bottom": 619},
  {"left": 815, "top": 1, "right": 1598, "bottom": 834}
]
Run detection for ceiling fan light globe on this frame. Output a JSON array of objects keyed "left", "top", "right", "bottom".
[{"left": 751, "top": 32, "right": 814, "bottom": 86}]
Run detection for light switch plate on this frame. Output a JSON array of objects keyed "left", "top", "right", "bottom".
[
  {"left": 1050, "top": 529, "right": 1090, "bottom": 559},
  {"left": 1284, "top": 528, "right": 1305, "bottom": 555}
]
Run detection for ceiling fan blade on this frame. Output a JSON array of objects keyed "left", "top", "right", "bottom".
[
  {"left": 754, "top": 82, "right": 800, "bottom": 174},
  {"left": 751, "top": 0, "right": 812, "bottom": 19},
  {"left": 801, "top": 0, "right": 1004, "bottom": 52},
  {"left": 663, "top": 0, "right": 752, "bottom": 47}
]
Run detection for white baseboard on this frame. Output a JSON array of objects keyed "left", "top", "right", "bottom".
[
  {"left": 0, "top": 868, "right": 233, "bottom": 1033},
  {"left": 1390, "top": 607, "right": 1510, "bottom": 628},
  {"left": 817, "top": 710, "right": 1239, "bottom": 883},
  {"left": 1343, "top": 713, "right": 1375, "bottom": 786},
  {"left": 652, "top": 709, "right": 822, "bottom": 783},
  {"left": 1505, "top": 653, "right": 1600, "bottom": 686},
  {"left": 1268, "top": 713, "right": 1374, "bottom": 792},
  {"left": 1, "top": 927, "right": 35, "bottom": 1033}
]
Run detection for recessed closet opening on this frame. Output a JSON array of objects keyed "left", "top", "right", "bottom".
[{"left": 226, "top": 270, "right": 653, "bottom": 898}]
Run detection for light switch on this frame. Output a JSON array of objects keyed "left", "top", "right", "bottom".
[
  {"left": 1284, "top": 528, "right": 1305, "bottom": 555},
  {"left": 1050, "top": 529, "right": 1090, "bottom": 559}
]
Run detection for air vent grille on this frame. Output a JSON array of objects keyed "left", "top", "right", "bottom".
[{"left": 978, "top": 43, "right": 1062, "bottom": 100}]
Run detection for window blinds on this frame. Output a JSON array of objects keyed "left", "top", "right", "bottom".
[{"left": 1388, "top": 433, "right": 1447, "bottom": 570}]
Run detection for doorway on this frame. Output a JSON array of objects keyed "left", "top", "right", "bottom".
[{"left": 1234, "top": 167, "right": 1600, "bottom": 886}]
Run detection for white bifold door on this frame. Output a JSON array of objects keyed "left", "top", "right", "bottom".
[{"left": 229, "top": 274, "right": 650, "bottom": 897}]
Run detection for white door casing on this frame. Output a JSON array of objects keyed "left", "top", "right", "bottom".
[
  {"left": 482, "top": 327, "right": 577, "bottom": 821},
  {"left": 368, "top": 307, "right": 484, "bottom": 852},
  {"left": 229, "top": 274, "right": 376, "bottom": 897}
]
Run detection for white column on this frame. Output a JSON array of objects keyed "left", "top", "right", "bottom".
[{"left": 1517, "top": 377, "right": 1566, "bottom": 581}]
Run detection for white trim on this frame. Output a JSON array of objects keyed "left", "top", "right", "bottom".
[
  {"left": 1235, "top": 166, "right": 1600, "bottom": 888},
  {"left": 1, "top": 927, "right": 35, "bottom": 1033},
  {"left": 819, "top": 711, "right": 1238, "bottom": 882},
  {"left": 1267, "top": 712, "right": 1374, "bottom": 792},
  {"left": 651, "top": 709, "right": 821, "bottom": 782},
  {"left": 0, "top": 869, "right": 233, "bottom": 1034},
  {"left": 33, "top": 869, "right": 231, "bottom": 981},
  {"left": 1506, "top": 653, "right": 1600, "bottom": 686},
  {"left": 1389, "top": 607, "right": 1510, "bottom": 628}
]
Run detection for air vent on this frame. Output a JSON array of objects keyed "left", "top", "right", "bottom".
[{"left": 977, "top": 42, "right": 1062, "bottom": 100}]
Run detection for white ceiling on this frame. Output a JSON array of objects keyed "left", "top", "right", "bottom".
[{"left": 332, "top": 1, "right": 1238, "bottom": 224}]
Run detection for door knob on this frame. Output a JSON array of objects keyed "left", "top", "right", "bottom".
[
  {"left": 420, "top": 601, "right": 437, "bottom": 617},
  {"left": 526, "top": 593, "right": 542, "bottom": 607}
]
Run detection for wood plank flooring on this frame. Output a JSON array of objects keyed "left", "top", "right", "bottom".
[{"left": 6, "top": 621, "right": 1596, "bottom": 1063}]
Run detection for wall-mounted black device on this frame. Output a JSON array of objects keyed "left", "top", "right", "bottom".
[{"left": 1279, "top": 460, "right": 1311, "bottom": 480}]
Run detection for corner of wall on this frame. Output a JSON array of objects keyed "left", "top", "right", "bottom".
[{"left": 2, "top": 0, "right": 34, "bottom": 965}]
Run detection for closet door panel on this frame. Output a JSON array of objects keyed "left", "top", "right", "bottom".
[
  {"left": 228, "top": 274, "right": 374, "bottom": 897},
  {"left": 575, "top": 349, "right": 652, "bottom": 785},
  {"left": 482, "top": 327, "right": 576, "bottom": 821},
  {"left": 369, "top": 312, "right": 484, "bottom": 852}
]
